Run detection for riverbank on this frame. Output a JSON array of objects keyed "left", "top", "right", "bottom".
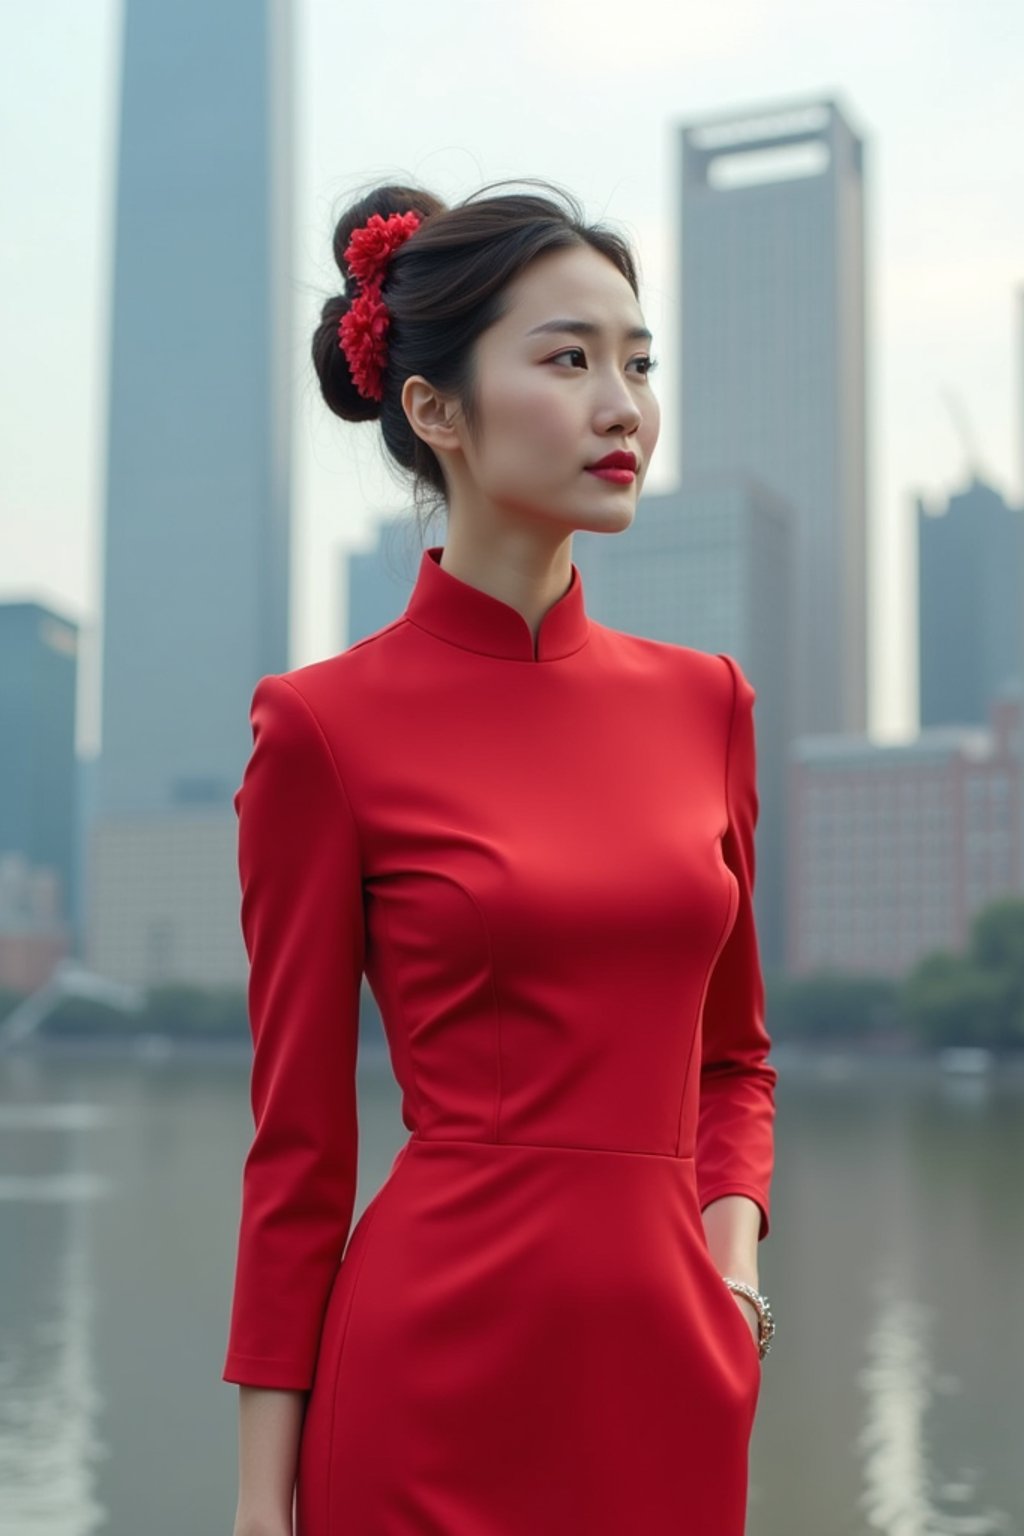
[{"left": 3, "top": 1031, "right": 1024, "bottom": 1086}]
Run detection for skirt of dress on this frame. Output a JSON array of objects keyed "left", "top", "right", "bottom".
[{"left": 295, "top": 1137, "right": 762, "bottom": 1536}]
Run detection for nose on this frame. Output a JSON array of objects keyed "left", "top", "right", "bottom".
[{"left": 594, "top": 371, "right": 644, "bottom": 435}]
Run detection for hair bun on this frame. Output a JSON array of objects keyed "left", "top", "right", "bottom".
[
  {"left": 312, "top": 182, "right": 447, "bottom": 423},
  {"left": 312, "top": 292, "right": 381, "bottom": 423}
]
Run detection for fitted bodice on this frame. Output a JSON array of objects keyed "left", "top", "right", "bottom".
[{"left": 223, "top": 542, "right": 777, "bottom": 1412}]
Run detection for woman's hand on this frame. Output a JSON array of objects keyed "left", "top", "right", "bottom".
[
  {"left": 232, "top": 1384, "right": 305, "bottom": 1536},
  {"left": 232, "top": 1517, "right": 292, "bottom": 1536},
  {"left": 701, "top": 1194, "right": 763, "bottom": 1360},
  {"left": 730, "top": 1290, "right": 761, "bottom": 1353}
]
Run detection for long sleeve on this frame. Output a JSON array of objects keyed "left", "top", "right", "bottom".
[
  {"left": 694, "top": 652, "right": 777, "bottom": 1242},
  {"left": 222, "top": 673, "right": 366, "bottom": 1390}
]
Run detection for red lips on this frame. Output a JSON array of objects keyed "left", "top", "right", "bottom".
[{"left": 587, "top": 451, "right": 638, "bottom": 471}]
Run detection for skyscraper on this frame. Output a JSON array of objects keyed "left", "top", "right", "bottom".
[
  {"left": 0, "top": 602, "right": 78, "bottom": 904},
  {"left": 576, "top": 477, "right": 793, "bottom": 971},
  {"left": 98, "top": 0, "right": 293, "bottom": 818},
  {"left": 90, "top": 0, "right": 293, "bottom": 984},
  {"left": 678, "top": 96, "right": 868, "bottom": 737},
  {"left": 917, "top": 474, "right": 1024, "bottom": 728}
]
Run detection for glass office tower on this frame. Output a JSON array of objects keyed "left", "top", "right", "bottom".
[
  {"left": 678, "top": 97, "right": 868, "bottom": 737},
  {"left": 99, "top": 0, "right": 293, "bottom": 817}
]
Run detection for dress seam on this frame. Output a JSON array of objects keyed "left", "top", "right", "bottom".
[
  {"left": 275, "top": 674, "right": 367, "bottom": 872},
  {"left": 326, "top": 1192, "right": 388, "bottom": 1531},
  {"left": 408, "top": 1134, "right": 696, "bottom": 1162},
  {"left": 674, "top": 655, "right": 739, "bottom": 1155},
  {"left": 379, "top": 900, "right": 424, "bottom": 1127},
  {"left": 406, "top": 870, "right": 506, "bottom": 1140}
]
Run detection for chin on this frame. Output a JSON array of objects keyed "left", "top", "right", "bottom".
[{"left": 573, "top": 504, "right": 636, "bottom": 536}]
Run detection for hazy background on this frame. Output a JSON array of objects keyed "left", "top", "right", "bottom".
[
  {"left": 3, "top": 6, "right": 1024, "bottom": 1533},
  {"left": 2, "top": 0, "right": 1023, "bottom": 758}
]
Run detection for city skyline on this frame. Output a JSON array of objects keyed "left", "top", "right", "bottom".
[{"left": 2, "top": 0, "right": 1023, "bottom": 755}]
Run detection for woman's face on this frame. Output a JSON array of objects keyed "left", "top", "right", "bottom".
[{"left": 438, "top": 242, "right": 661, "bottom": 537}]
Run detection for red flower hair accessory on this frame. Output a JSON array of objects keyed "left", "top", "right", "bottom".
[
  {"left": 338, "top": 280, "right": 390, "bottom": 402},
  {"left": 337, "top": 210, "right": 422, "bottom": 402},
  {"left": 344, "top": 210, "right": 422, "bottom": 285}
]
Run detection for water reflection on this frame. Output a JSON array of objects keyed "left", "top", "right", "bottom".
[
  {"left": 0, "top": 1099, "right": 107, "bottom": 1534},
  {"left": 0, "top": 1104, "right": 112, "bottom": 1131},
  {"left": 935, "top": 1074, "right": 994, "bottom": 1112},
  {"left": 0, "top": 1175, "right": 110, "bottom": 1201},
  {"left": 857, "top": 1283, "right": 1012, "bottom": 1535},
  {"left": 2, "top": 1050, "right": 1022, "bottom": 1535}
]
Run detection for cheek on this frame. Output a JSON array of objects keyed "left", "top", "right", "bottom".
[{"left": 479, "top": 377, "right": 581, "bottom": 468}]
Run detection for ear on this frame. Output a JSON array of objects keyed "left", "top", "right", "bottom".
[{"left": 401, "top": 375, "right": 461, "bottom": 455}]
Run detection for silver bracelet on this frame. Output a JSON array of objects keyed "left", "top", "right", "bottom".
[{"left": 722, "top": 1277, "right": 775, "bottom": 1360}]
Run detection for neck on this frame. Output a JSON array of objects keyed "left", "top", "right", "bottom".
[{"left": 439, "top": 518, "right": 576, "bottom": 651}]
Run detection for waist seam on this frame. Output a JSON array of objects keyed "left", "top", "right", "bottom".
[{"left": 408, "top": 1134, "right": 695, "bottom": 1163}]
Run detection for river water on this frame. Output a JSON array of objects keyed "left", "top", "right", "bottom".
[{"left": 1, "top": 1041, "right": 1021, "bottom": 1535}]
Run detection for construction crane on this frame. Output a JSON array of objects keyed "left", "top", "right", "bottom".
[{"left": 938, "top": 386, "right": 985, "bottom": 484}]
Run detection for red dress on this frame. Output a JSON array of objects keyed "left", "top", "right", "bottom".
[{"left": 222, "top": 544, "right": 777, "bottom": 1535}]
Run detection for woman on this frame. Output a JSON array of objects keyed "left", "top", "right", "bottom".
[{"left": 223, "top": 177, "right": 777, "bottom": 1536}]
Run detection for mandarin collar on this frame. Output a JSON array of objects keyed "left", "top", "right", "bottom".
[{"left": 404, "top": 546, "right": 591, "bottom": 663}]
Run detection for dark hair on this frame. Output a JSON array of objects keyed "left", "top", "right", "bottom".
[{"left": 311, "top": 176, "right": 641, "bottom": 525}]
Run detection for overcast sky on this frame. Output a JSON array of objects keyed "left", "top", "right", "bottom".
[{"left": 2, "top": 0, "right": 1022, "bottom": 753}]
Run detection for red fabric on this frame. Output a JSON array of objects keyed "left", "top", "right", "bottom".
[{"left": 222, "top": 545, "right": 777, "bottom": 1534}]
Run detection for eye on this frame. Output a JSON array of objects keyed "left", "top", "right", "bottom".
[{"left": 549, "top": 348, "right": 660, "bottom": 378}]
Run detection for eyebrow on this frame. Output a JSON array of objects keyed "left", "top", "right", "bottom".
[{"left": 526, "top": 318, "right": 654, "bottom": 343}]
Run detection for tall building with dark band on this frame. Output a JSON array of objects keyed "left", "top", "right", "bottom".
[
  {"left": 90, "top": 0, "right": 293, "bottom": 983},
  {"left": 678, "top": 97, "right": 868, "bottom": 737}
]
